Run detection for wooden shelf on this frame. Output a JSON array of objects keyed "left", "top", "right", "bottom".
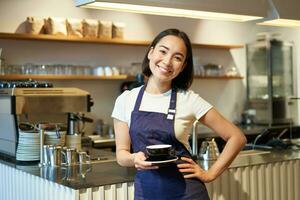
[
  {"left": 0, "top": 32, "right": 244, "bottom": 49},
  {"left": 0, "top": 74, "right": 243, "bottom": 80},
  {"left": 194, "top": 75, "right": 243, "bottom": 80},
  {"left": 0, "top": 74, "right": 129, "bottom": 80}
]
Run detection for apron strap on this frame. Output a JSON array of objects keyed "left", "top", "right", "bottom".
[
  {"left": 133, "top": 85, "right": 177, "bottom": 120},
  {"left": 167, "top": 88, "right": 177, "bottom": 120},
  {"left": 133, "top": 85, "right": 146, "bottom": 111}
]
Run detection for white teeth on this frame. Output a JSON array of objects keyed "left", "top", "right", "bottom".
[{"left": 158, "top": 65, "right": 170, "bottom": 73}]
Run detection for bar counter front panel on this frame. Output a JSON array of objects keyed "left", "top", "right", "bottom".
[{"left": 0, "top": 148, "right": 299, "bottom": 200}]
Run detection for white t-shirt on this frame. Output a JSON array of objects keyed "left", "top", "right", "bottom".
[{"left": 111, "top": 86, "right": 213, "bottom": 151}]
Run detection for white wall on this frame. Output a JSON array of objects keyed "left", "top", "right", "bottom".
[{"left": 0, "top": 0, "right": 300, "bottom": 134}]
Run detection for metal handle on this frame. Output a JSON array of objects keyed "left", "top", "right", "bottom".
[
  {"left": 192, "top": 121, "right": 199, "bottom": 156},
  {"left": 39, "top": 124, "right": 48, "bottom": 167},
  {"left": 61, "top": 150, "right": 67, "bottom": 165}
]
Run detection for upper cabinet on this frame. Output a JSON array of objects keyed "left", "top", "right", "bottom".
[{"left": 0, "top": 32, "right": 244, "bottom": 80}]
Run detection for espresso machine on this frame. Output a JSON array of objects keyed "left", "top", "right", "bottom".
[{"left": 0, "top": 80, "right": 93, "bottom": 160}]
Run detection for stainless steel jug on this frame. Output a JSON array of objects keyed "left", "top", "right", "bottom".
[
  {"left": 199, "top": 138, "right": 220, "bottom": 160},
  {"left": 48, "top": 145, "right": 62, "bottom": 166},
  {"left": 62, "top": 147, "right": 78, "bottom": 166},
  {"left": 78, "top": 151, "right": 91, "bottom": 164},
  {"left": 42, "top": 144, "right": 53, "bottom": 166}
]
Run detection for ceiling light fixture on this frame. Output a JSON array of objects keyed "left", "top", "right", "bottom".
[
  {"left": 257, "top": 0, "right": 300, "bottom": 27},
  {"left": 74, "top": 0, "right": 265, "bottom": 22}
]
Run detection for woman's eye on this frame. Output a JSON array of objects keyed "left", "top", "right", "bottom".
[
  {"left": 159, "top": 49, "right": 167, "bottom": 54},
  {"left": 174, "top": 56, "right": 183, "bottom": 62}
]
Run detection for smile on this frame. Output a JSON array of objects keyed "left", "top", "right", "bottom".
[{"left": 157, "top": 65, "right": 172, "bottom": 73}]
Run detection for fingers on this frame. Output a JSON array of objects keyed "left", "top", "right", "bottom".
[
  {"left": 183, "top": 174, "right": 196, "bottom": 179},
  {"left": 180, "top": 156, "right": 195, "bottom": 164},
  {"left": 177, "top": 157, "right": 196, "bottom": 169},
  {"left": 136, "top": 164, "right": 159, "bottom": 170},
  {"left": 177, "top": 156, "right": 205, "bottom": 180},
  {"left": 178, "top": 168, "right": 194, "bottom": 173},
  {"left": 136, "top": 165, "right": 159, "bottom": 170},
  {"left": 135, "top": 160, "right": 158, "bottom": 170},
  {"left": 177, "top": 163, "right": 192, "bottom": 168},
  {"left": 134, "top": 152, "right": 159, "bottom": 170}
]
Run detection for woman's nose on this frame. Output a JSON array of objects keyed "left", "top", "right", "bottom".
[{"left": 162, "top": 55, "right": 172, "bottom": 66}]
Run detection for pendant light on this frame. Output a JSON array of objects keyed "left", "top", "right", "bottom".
[
  {"left": 74, "top": 0, "right": 266, "bottom": 22},
  {"left": 257, "top": 0, "right": 300, "bottom": 27}
]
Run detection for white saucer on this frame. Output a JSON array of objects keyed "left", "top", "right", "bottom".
[{"left": 146, "top": 156, "right": 178, "bottom": 166}]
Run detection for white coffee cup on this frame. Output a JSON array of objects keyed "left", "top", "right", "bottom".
[
  {"left": 94, "top": 66, "right": 104, "bottom": 76},
  {"left": 104, "top": 66, "right": 113, "bottom": 76}
]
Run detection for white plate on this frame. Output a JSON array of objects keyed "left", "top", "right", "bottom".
[
  {"left": 19, "top": 132, "right": 39, "bottom": 137},
  {"left": 146, "top": 156, "right": 178, "bottom": 166},
  {"left": 45, "top": 131, "right": 66, "bottom": 136},
  {"left": 18, "top": 143, "right": 39, "bottom": 147},
  {"left": 16, "top": 157, "right": 39, "bottom": 161},
  {"left": 16, "top": 152, "right": 39, "bottom": 157}
]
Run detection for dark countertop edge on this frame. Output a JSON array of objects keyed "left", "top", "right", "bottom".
[
  {"left": 199, "top": 149, "right": 300, "bottom": 170},
  {"left": 1, "top": 150, "right": 299, "bottom": 190},
  {"left": 230, "top": 150, "right": 300, "bottom": 168},
  {"left": 197, "top": 124, "right": 300, "bottom": 138},
  {"left": 0, "top": 153, "right": 135, "bottom": 190}
]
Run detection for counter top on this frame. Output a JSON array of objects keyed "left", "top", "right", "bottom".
[
  {"left": 0, "top": 151, "right": 135, "bottom": 190},
  {"left": 197, "top": 124, "right": 300, "bottom": 139},
  {"left": 200, "top": 149, "right": 300, "bottom": 170},
  {"left": 1, "top": 148, "right": 299, "bottom": 190}
]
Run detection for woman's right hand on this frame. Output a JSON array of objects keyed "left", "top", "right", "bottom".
[{"left": 133, "top": 152, "right": 159, "bottom": 170}]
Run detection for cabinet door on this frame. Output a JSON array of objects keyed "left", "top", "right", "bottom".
[
  {"left": 271, "top": 40, "right": 293, "bottom": 97},
  {"left": 247, "top": 41, "right": 269, "bottom": 99}
]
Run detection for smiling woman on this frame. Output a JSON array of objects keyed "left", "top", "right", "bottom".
[
  {"left": 111, "top": 28, "right": 246, "bottom": 200},
  {"left": 146, "top": 35, "right": 187, "bottom": 86},
  {"left": 142, "top": 29, "right": 194, "bottom": 91}
]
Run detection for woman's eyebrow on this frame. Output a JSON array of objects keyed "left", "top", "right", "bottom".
[
  {"left": 158, "top": 44, "right": 185, "bottom": 57},
  {"left": 158, "top": 44, "right": 169, "bottom": 50}
]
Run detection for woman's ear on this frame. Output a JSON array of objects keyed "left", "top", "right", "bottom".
[{"left": 147, "top": 47, "right": 154, "bottom": 60}]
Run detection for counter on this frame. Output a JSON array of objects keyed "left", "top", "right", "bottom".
[
  {"left": 197, "top": 124, "right": 300, "bottom": 139},
  {"left": 1, "top": 149, "right": 299, "bottom": 189},
  {"left": 0, "top": 148, "right": 299, "bottom": 200}
]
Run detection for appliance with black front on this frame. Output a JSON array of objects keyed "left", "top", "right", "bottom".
[
  {"left": 0, "top": 80, "right": 93, "bottom": 161},
  {"left": 246, "top": 36, "right": 296, "bottom": 126}
]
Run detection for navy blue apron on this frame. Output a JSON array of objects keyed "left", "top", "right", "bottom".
[{"left": 129, "top": 85, "right": 210, "bottom": 200}]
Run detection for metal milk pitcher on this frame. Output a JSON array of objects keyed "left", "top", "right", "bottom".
[
  {"left": 48, "top": 145, "right": 62, "bottom": 166},
  {"left": 62, "top": 147, "right": 78, "bottom": 166},
  {"left": 199, "top": 138, "right": 220, "bottom": 160},
  {"left": 41, "top": 144, "right": 53, "bottom": 166},
  {"left": 78, "top": 151, "right": 91, "bottom": 164}
]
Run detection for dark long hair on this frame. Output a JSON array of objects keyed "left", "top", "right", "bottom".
[{"left": 142, "top": 28, "right": 194, "bottom": 90}]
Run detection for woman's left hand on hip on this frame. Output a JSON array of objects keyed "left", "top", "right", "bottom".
[{"left": 177, "top": 157, "right": 215, "bottom": 183}]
